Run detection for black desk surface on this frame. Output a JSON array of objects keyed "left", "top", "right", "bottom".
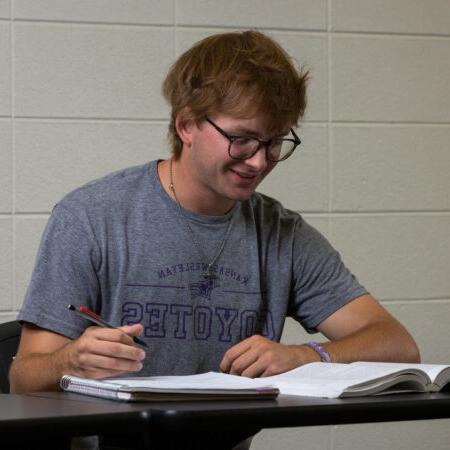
[{"left": 1, "top": 391, "right": 450, "bottom": 437}]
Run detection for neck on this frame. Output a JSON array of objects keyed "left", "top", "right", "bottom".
[{"left": 158, "top": 159, "right": 236, "bottom": 216}]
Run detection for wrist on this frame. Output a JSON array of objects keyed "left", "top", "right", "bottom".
[
  {"left": 55, "top": 341, "right": 76, "bottom": 380},
  {"left": 303, "top": 342, "right": 332, "bottom": 363}
]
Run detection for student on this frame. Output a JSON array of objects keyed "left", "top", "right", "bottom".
[{"left": 10, "top": 29, "right": 419, "bottom": 402}]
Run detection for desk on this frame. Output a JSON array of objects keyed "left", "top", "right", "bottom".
[{"left": 1, "top": 392, "right": 450, "bottom": 449}]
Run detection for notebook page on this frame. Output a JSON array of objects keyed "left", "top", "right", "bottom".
[{"left": 106, "top": 372, "right": 273, "bottom": 391}]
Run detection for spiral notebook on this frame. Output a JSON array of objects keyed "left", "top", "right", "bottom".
[{"left": 60, "top": 371, "right": 279, "bottom": 402}]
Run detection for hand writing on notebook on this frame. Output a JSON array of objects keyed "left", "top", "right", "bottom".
[
  {"left": 220, "top": 335, "right": 320, "bottom": 378},
  {"left": 64, "top": 324, "right": 146, "bottom": 380}
]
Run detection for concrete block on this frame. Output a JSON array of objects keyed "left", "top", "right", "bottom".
[
  {"left": 0, "top": 22, "right": 10, "bottom": 115},
  {"left": 0, "top": 313, "right": 19, "bottom": 324},
  {"left": 334, "top": 419, "right": 450, "bottom": 450},
  {"left": 14, "top": 216, "right": 48, "bottom": 309},
  {"left": 329, "top": 215, "right": 450, "bottom": 300},
  {"left": 15, "top": 23, "right": 173, "bottom": 118},
  {"left": 15, "top": 120, "right": 168, "bottom": 212},
  {"left": 332, "top": 125, "right": 450, "bottom": 212},
  {"left": 14, "top": 0, "right": 173, "bottom": 24},
  {"left": 0, "top": 0, "right": 10, "bottom": 18},
  {"left": 281, "top": 317, "right": 318, "bottom": 345},
  {"left": 332, "top": 0, "right": 450, "bottom": 35},
  {"left": 0, "top": 217, "right": 12, "bottom": 311},
  {"left": 176, "top": 29, "right": 328, "bottom": 122},
  {"left": 384, "top": 300, "right": 450, "bottom": 364},
  {"left": 304, "top": 215, "right": 330, "bottom": 239},
  {"left": 271, "top": 32, "right": 328, "bottom": 122},
  {"left": 0, "top": 119, "right": 12, "bottom": 212},
  {"left": 252, "top": 426, "right": 331, "bottom": 450},
  {"left": 332, "top": 36, "right": 450, "bottom": 122},
  {"left": 176, "top": 0, "right": 327, "bottom": 30},
  {"left": 259, "top": 125, "right": 329, "bottom": 212}
]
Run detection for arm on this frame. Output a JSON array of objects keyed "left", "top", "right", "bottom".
[
  {"left": 315, "top": 294, "right": 420, "bottom": 363},
  {"left": 220, "top": 294, "right": 420, "bottom": 377},
  {"left": 10, "top": 200, "right": 148, "bottom": 393},
  {"left": 9, "top": 322, "right": 146, "bottom": 394}
]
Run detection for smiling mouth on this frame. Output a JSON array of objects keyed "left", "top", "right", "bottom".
[{"left": 230, "top": 169, "right": 258, "bottom": 179}]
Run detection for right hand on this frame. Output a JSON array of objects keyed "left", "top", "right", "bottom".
[{"left": 62, "top": 324, "right": 146, "bottom": 379}]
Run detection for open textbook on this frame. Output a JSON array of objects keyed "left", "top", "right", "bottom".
[{"left": 60, "top": 361, "right": 450, "bottom": 402}]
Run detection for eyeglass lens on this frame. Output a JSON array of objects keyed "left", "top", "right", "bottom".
[{"left": 229, "top": 137, "right": 295, "bottom": 162}]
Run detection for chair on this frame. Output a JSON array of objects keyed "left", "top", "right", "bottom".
[{"left": 0, "top": 320, "right": 21, "bottom": 393}]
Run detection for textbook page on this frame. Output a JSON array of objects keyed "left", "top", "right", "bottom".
[
  {"left": 261, "top": 363, "right": 367, "bottom": 397},
  {"left": 261, "top": 362, "right": 429, "bottom": 397},
  {"left": 350, "top": 361, "right": 449, "bottom": 384}
]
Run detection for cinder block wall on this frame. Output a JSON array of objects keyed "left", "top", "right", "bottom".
[{"left": 1, "top": 1, "right": 449, "bottom": 448}]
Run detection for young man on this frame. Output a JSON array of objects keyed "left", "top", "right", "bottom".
[{"left": 10, "top": 30, "right": 419, "bottom": 395}]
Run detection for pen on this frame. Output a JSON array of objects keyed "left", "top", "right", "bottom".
[{"left": 67, "top": 304, "right": 148, "bottom": 348}]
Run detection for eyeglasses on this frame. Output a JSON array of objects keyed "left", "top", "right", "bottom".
[{"left": 205, "top": 117, "right": 301, "bottom": 162}]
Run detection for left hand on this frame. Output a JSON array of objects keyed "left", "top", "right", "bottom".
[{"left": 219, "top": 335, "right": 320, "bottom": 378}]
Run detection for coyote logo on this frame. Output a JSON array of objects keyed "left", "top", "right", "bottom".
[{"left": 189, "top": 277, "right": 220, "bottom": 300}]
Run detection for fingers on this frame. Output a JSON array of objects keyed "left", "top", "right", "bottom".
[
  {"left": 220, "top": 335, "right": 302, "bottom": 378},
  {"left": 65, "top": 325, "right": 146, "bottom": 379},
  {"left": 78, "top": 331, "right": 145, "bottom": 361},
  {"left": 84, "top": 324, "right": 143, "bottom": 346},
  {"left": 220, "top": 335, "right": 270, "bottom": 376},
  {"left": 220, "top": 340, "right": 251, "bottom": 374},
  {"left": 119, "top": 323, "right": 144, "bottom": 337},
  {"left": 76, "top": 352, "right": 144, "bottom": 377}
]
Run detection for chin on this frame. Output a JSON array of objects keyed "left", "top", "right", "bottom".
[{"left": 228, "top": 189, "right": 256, "bottom": 202}]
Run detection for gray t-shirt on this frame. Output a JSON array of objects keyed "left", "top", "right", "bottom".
[{"left": 18, "top": 161, "right": 367, "bottom": 375}]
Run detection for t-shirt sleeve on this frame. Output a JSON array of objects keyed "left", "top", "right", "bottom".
[
  {"left": 17, "top": 203, "right": 101, "bottom": 339},
  {"left": 288, "top": 219, "right": 368, "bottom": 333}
]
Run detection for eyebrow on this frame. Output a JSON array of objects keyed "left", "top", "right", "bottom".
[
  {"left": 229, "top": 126, "right": 260, "bottom": 136},
  {"left": 229, "top": 126, "right": 291, "bottom": 139}
]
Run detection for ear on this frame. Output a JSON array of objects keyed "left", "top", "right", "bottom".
[{"left": 175, "top": 108, "right": 196, "bottom": 149}]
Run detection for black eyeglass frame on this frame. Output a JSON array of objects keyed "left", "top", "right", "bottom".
[{"left": 205, "top": 117, "right": 301, "bottom": 162}]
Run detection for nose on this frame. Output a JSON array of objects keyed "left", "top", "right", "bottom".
[{"left": 243, "top": 144, "right": 268, "bottom": 171}]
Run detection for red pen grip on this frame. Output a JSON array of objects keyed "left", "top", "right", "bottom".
[{"left": 79, "top": 306, "right": 101, "bottom": 319}]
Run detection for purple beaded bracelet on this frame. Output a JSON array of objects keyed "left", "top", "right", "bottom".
[{"left": 304, "top": 342, "right": 332, "bottom": 363}]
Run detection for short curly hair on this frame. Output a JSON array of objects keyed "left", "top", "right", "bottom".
[{"left": 162, "top": 30, "right": 309, "bottom": 159}]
